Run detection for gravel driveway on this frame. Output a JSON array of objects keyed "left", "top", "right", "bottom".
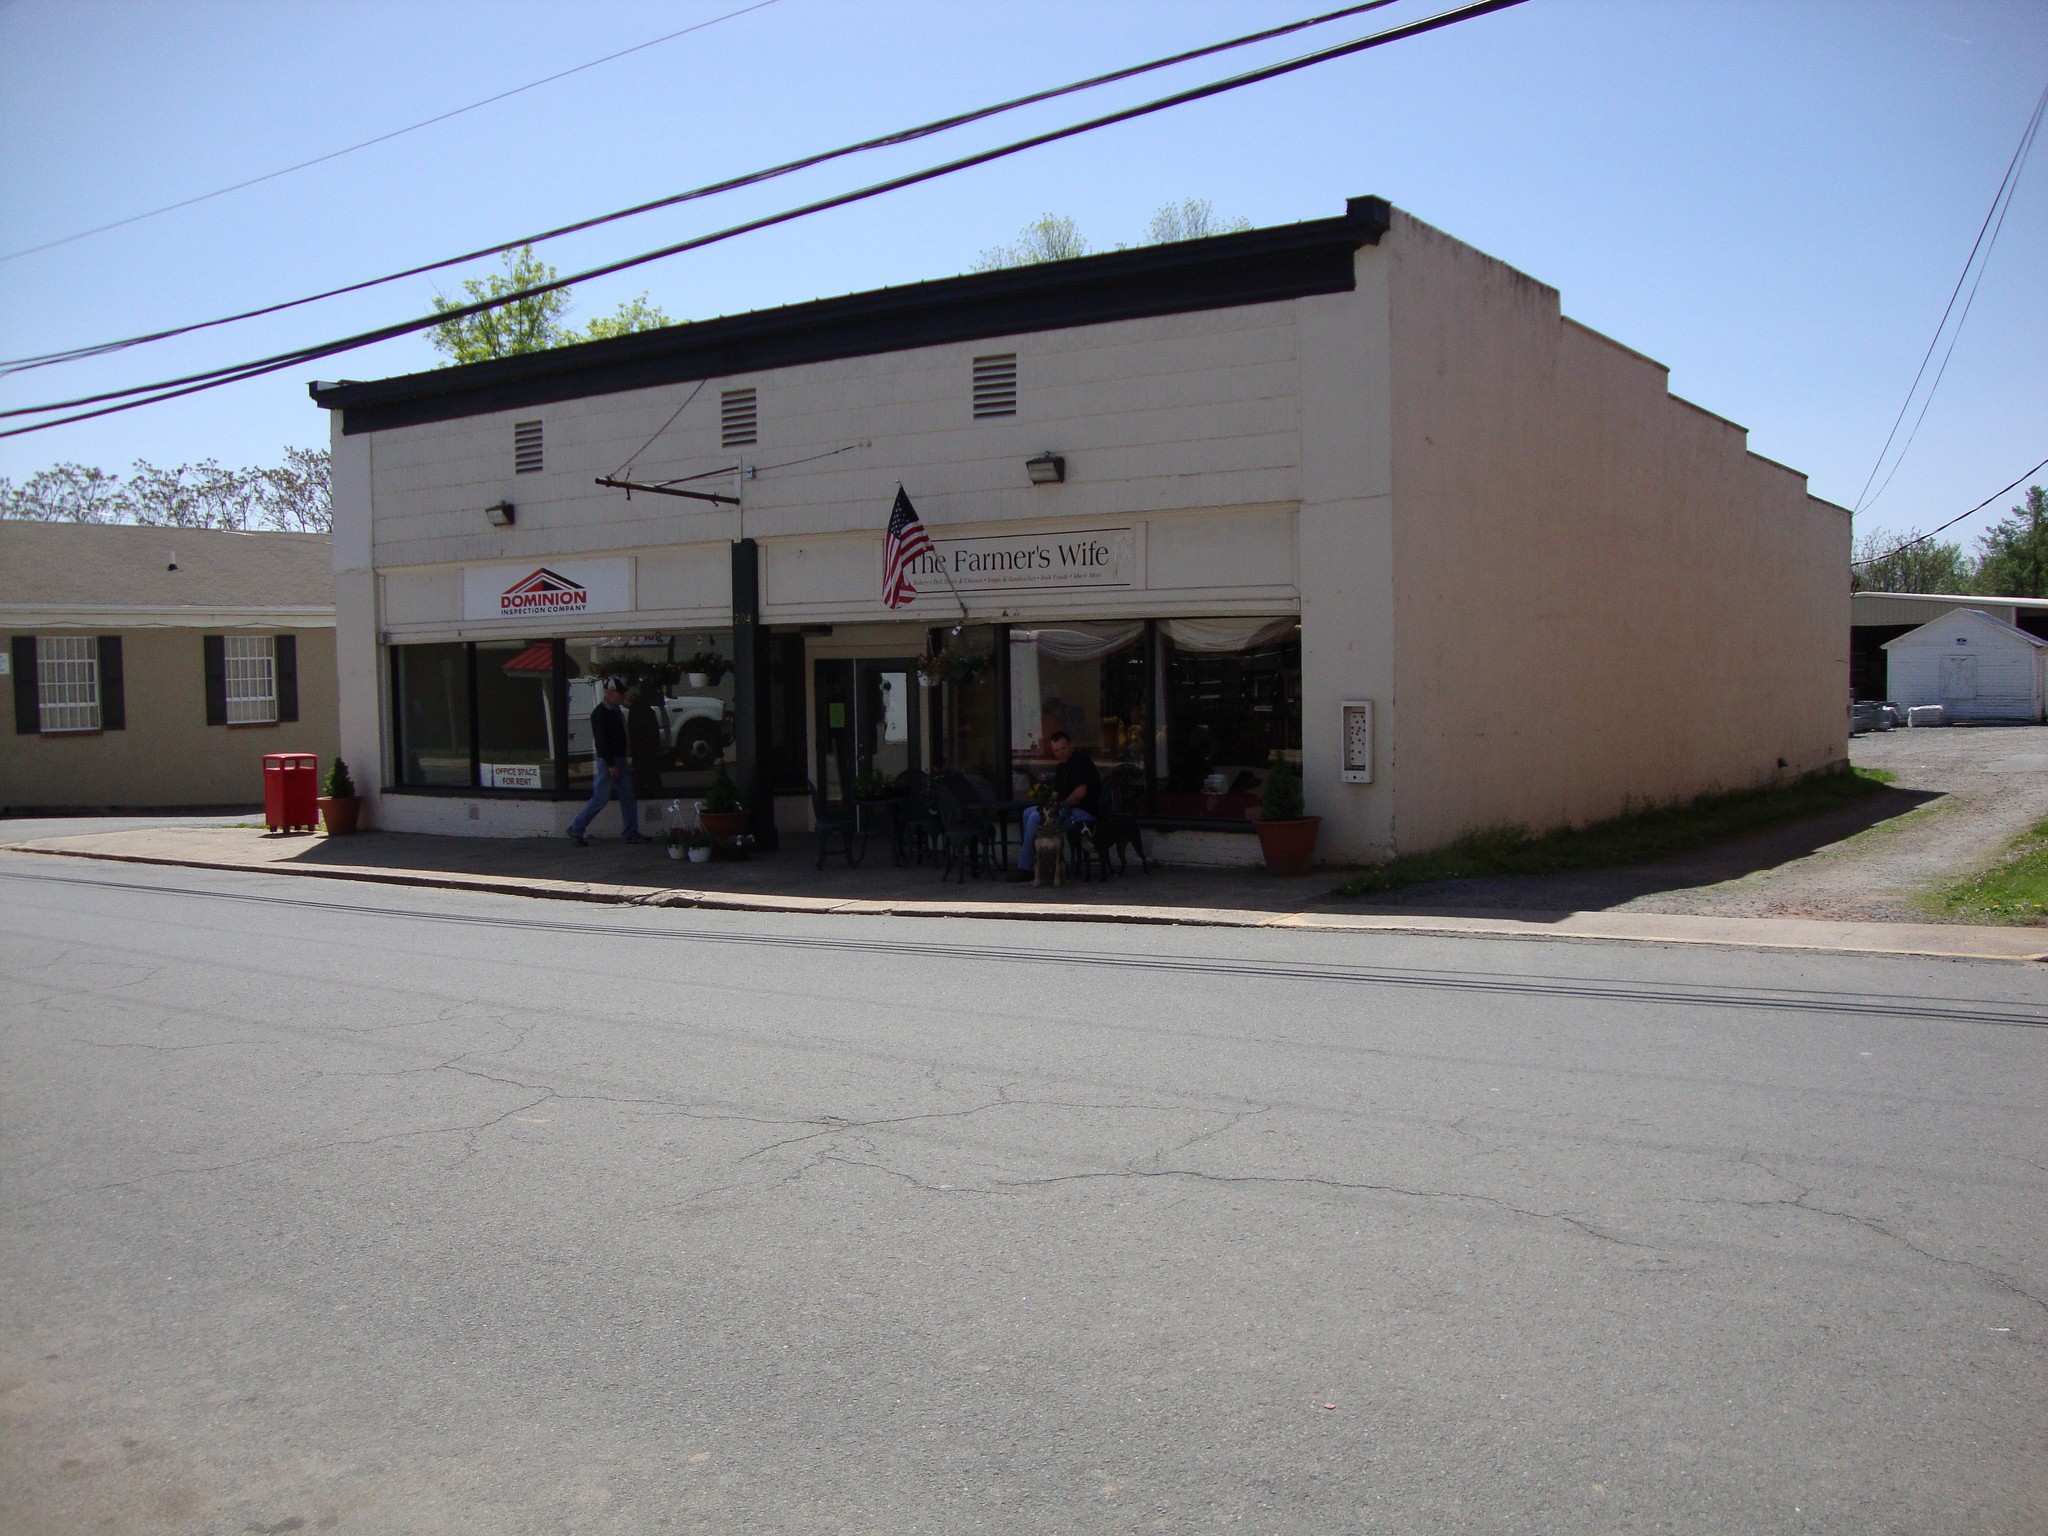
[{"left": 1350, "top": 724, "right": 2048, "bottom": 923}]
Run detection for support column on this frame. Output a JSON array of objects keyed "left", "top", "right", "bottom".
[{"left": 730, "top": 538, "right": 778, "bottom": 850}]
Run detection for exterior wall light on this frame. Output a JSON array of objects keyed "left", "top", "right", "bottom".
[
  {"left": 486, "top": 500, "right": 516, "bottom": 526},
  {"left": 1025, "top": 453, "right": 1066, "bottom": 486}
]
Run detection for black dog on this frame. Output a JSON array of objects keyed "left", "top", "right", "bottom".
[{"left": 1086, "top": 808, "right": 1147, "bottom": 876}]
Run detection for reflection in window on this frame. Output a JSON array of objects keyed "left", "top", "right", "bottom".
[
  {"left": 933, "top": 624, "right": 1000, "bottom": 784},
  {"left": 394, "top": 643, "right": 471, "bottom": 787},
  {"left": 1157, "top": 618, "right": 1300, "bottom": 821},
  {"left": 565, "top": 632, "right": 736, "bottom": 800},
  {"left": 476, "top": 641, "right": 559, "bottom": 790},
  {"left": 1008, "top": 622, "right": 1147, "bottom": 800}
]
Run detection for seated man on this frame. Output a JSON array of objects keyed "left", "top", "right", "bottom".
[{"left": 1009, "top": 730, "right": 1099, "bottom": 882}]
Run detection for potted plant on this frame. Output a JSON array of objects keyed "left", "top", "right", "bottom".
[
  {"left": 668, "top": 826, "right": 713, "bottom": 863},
  {"left": 850, "top": 769, "right": 898, "bottom": 802},
  {"left": 917, "top": 649, "right": 991, "bottom": 687},
  {"left": 695, "top": 760, "right": 749, "bottom": 840},
  {"left": 318, "top": 758, "right": 362, "bottom": 836},
  {"left": 682, "top": 650, "right": 730, "bottom": 688},
  {"left": 710, "top": 832, "right": 756, "bottom": 863},
  {"left": 1249, "top": 752, "right": 1318, "bottom": 875}
]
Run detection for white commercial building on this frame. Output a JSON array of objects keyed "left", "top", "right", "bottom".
[
  {"left": 1881, "top": 608, "right": 2048, "bottom": 723},
  {"left": 313, "top": 198, "right": 1848, "bottom": 866}
]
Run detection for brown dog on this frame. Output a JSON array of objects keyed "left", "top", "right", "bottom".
[{"left": 1032, "top": 816, "right": 1068, "bottom": 887}]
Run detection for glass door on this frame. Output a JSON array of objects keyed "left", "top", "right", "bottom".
[{"left": 856, "top": 658, "right": 920, "bottom": 783}]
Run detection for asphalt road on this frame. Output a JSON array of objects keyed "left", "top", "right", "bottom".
[{"left": 1, "top": 852, "right": 2043, "bottom": 1535}]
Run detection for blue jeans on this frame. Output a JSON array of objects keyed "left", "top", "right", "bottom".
[
  {"left": 570, "top": 758, "right": 638, "bottom": 837},
  {"left": 1017, "top": 806, "right": 1092, "bottom": 869}
]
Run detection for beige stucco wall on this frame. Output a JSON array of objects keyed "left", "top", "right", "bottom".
[
  {"left": 1382, "top": 212, "right": 1850, "bottom": 853},
  {"left": 1, "top": 626, "right": 338, "bottom": 811}
]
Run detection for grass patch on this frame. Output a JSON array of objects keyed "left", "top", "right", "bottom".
[
  {"left": 1931, "top": 816, "right": 2048, "bottom": 925},
  {"left": 1332, "top": 767, "right": 1896, "bottom": 899}
]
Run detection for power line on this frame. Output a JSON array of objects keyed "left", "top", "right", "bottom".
[
  {"left": 0, "top": 0, "right": 781, "bottom": 266},
  {"left": 1849, "top": 454, "right": 2048, "bottom": 567},
  {"left": 0, "top": 0, "right": 1408, "bottom": 378},
  {"left": 1851, "top": 79, "right": 2048, "bottom": 516},
  {"left": 0, "top": 0, "right": 1528, "bottom": 440}
]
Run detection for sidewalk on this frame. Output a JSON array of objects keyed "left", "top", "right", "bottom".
[{"left": 5, "top": 823, "right": 2045, "bottom": 963}]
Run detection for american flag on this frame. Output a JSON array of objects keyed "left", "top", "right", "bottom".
[{"left": 881, "top": 486, "right": 934, "bottom": 609}]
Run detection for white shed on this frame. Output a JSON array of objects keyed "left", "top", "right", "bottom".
[{"left": 1883, "top": 608, "right": 2048, "bottom": 722}]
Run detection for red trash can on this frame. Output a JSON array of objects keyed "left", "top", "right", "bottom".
[{"left": 263, "top": 752, "right": 320, "bottom": 832}]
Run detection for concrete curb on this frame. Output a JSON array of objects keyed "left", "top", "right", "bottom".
[{"left": 10, "top": 840, "right": 2048, "bottom": 963}]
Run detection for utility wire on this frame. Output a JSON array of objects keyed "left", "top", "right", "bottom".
[
  {"left": 0, "top": 0, "right": 781, "bottom": 266},
  {"left": 1851, "top": 79, "right": 2047, "bottom": 515},
  {"left": 0, "top": 0, "right": 1527, "bottom": 440},
  {"left": 1849, "top": 453, "right": 2048, "bottom": 567},
  {"left": 0, "top": 0, "right": 1407, "bottom": 377}
]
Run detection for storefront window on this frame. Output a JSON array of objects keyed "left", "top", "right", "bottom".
[
  {"left": 564, "top": 631, "right": 736, "bottom": 800},
  {"left": 476, "top": 641, "right": 560, "bottom": 790},
  {"left": 1156, "top": 618, "right": 1300, "bottom": 820},
  {"left": 1008, "top": 622, "right": 1148, "bottom": 801},
  {"left": 393, "top": 643, "right": 472, "bottom": 787},
  {"left": 933, "top": 624, "right": 1001, "bottom": 784}
]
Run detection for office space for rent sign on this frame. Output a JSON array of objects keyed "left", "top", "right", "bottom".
[{"left": 903, "top": 527, "right": 1137, "bottom": 595}]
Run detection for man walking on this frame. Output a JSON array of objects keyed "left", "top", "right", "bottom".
[{"left": 569, "top": 678, "right": 646, "bottom": 846}]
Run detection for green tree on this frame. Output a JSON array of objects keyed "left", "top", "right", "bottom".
[
  {"left": 1850, "top": 526, "right": 1976, "bottom": 593},
  {"left": 0, "top": 450, "right": 332, "bottom": 533},
  {"left": 1972, "top": 485, "right": 2048, "bottom": 599},
  {"left": 971, "top": 200, "right": 1254, "bottom": 273},
  {"left": 1146, "top": 197, "right": 1252, "bottom": 243},
  {"left": 972, "top": 213, "right": 1091, "bottom": 272},
  {"left": 0, "top": 462, "right": 124, "bottom": 522},
  {"left": 430, "top": 245, "right": 672, "bottom": 363}
]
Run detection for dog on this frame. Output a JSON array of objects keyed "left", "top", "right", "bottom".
[
  {"left": 1031, "top": 814, "right": 1069, "bottom": 887},
  {"left": 1086, "top": 811, "right": 1145, "bottom": 876}
]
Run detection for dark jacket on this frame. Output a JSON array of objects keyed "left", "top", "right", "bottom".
[
  {"left": 1052, "top": 748, "right": 1102, "bottom": 816},
  {"left": 626, "top": 698, "right": 665, "bottom": 793},
  {"left": 590, "top": 700, "right": 629, "bottom": 764}
]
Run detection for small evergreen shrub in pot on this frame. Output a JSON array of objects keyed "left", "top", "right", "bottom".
[
  {"left": 318, "top": 758, "right": 362, "bottom": 836},
  {"left": 1250, "top": 752, "right": 1318, "bottom": 875},
  {"left": 695, "top": 761, "right": 750, "bottom": 840}
]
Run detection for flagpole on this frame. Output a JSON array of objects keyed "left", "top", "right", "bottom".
[{"left": 900, "top": 479, "right": 970, "bottom": 626}]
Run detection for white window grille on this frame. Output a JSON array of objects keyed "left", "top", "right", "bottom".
[
  {"left": 36, "top": 636, "right": 100, "bottom": 732},
  {"left": 224, "top": 635, "right": 278, "bottom": 724}
]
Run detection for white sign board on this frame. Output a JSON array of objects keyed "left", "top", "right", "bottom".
[
  {"left": 485, "top": 763, "right": 544, "bottom": 790},
  {"left": 462, "top": 558, "right": 633, "bottom": 622},
  {"left": 901, "top": 526, "right": 1136, "bottom": 596}
]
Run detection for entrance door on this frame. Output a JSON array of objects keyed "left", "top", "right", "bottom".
[
  {"left": 857, "top": 658, "right": 920, "bottom": 784},
  {"left": 813, "top": 657, "right": 923, "bottom": 804},
  {"left": 1940, "top": 653, "right": 1979, "bottom": 702}
]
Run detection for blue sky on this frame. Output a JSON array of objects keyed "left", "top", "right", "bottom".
[{"left": 1, "top": 0, "right": 2042, "bottom": 548}]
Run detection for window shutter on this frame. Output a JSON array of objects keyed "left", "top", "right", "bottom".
[
  {"left": 275, "top": 634, "right": 299, "bottom": 722},
  {"left": 203, "top": 634, "right": 227, "bottom": 725},
  {"left": 97, "top": 636, "right": 125, "bottom": 731},
  {"left": 11, "top": 636, "right": 37, "bottom": 735}
]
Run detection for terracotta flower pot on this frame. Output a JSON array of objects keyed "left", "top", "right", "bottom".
[
  {"left": 318, "top": 795, "right": 362, "bottom": 836},
  {"left": 696, "top": 807, "right": 749, "bottom": 840},
  {"left": 1253, "top": 815, "right": 1320, "bottom": 875}
]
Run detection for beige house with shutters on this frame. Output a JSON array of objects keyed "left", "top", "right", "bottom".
[
  {"left": 312, "top": 198, "right": 1849, "bottom": 866},
  {"left": 1, "top": 522, "right": 337, "bottom": 814}
]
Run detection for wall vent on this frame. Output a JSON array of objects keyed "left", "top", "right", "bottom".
[
  {"left": 721, "top": 388, "right": 758, "bottom": 447},
  {"left": 513, "top": 419, "right": 543, "bottom": 474},
  {"left": 972, "top": 354, "right": 1017, "bottom": 419}
]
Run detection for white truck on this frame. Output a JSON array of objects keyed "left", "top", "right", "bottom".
[{"left": 566, "top": 676, "right": 733, "bottom": 770}]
